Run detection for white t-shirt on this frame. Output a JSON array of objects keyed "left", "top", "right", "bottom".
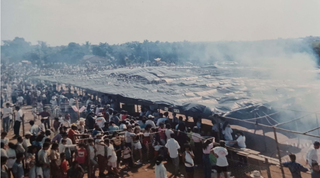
[
  {"left": 95, "top": 143, "right": 105, "bottom": 156},
  {"left": 184, "top": 151, "right": 194, "bottom": 167},
  {"left": 6, "top": 148, "right": 16, "bottom": 168},
  {"left": 17, "top": 96, "right": 24, "bottom": 103},
  {"left": 30, "top": 125, "right": 40, "bottom": 136},
  {"left": 145, "top": 120, "right": 156, "bottom": 128},
  {"left": 192, "top": 133, "right": 203, "bottom": 143},
  {"left": 1, "top": 138, "right": 9, "bottom": 145},
  {"left": 165, "top": 138, "right": 180, "bottom": 158},
  {"left": 165, "top": 129, "right": 174, "bottom": 141},
  {"left": 107, "top": 145, "right": 117, "bottom": 162},
  {"left": 89, "top": 145, "right": 95, "bottom": 160},
  {"left": 236, "top": 135, "right": 246, "bottom": 148},
  {"left": 213, "top": 147, "right": 229, "bottom": 167},
  {"left": 2, "top": 107, "right": 12, "bottom": 118},
  {"left": 1, "top": 148, "right": 7, "bottom": 157},
  {"left": 15, "top": 110, "right": 23, "bottom": 122},
  {"left": 222, "top": 127, "right": 233, "bottom": 141},
  {"left": 69, "top": 98, "right": 75, "bottom": 106},
  {"left": 306, "top": 147, "right": 318, "bottom": 166},
  {"left": 95, "top": 117, "right": 106, "bottom": 128},
  {"left": 125, "top": 131, "right": 135, "bottom": 143}
]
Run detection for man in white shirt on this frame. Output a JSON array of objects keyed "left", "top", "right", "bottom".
[
  {"left": 306, "top": 141, "right": 320, "bottom": 167},
  {"left": 165, "top": 133, "right": 181, "bottom": 176},
  {"left": 213, "top": 141, "right": 229, "bottom": 178},
  {"left": 229, "top": 131, "right": 247, "bottom": 166},
  {"left": 95, "top": 113, "right": 106, "bottom": 129},
  {"left": 2, "top": 103, "right": 13, "bottom": 132},
  {"left": 38, "top": 142, "right": 50, "bottom": 178},
  {"left": 29, "top": 120, "right": 40, "bottom": 136},
  {"left": 13, "top": 106, "right": 23, "bottom": 138},
  {"left": 146, "top": 115, "right": 156, "bottom": 128}
]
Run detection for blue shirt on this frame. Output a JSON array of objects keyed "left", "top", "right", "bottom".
[
  {"left": 12, "top": 162, "right": 24, "bottom": 178},
  {"left": 283, "top": 161, "right": 308, "bottom": 178}
]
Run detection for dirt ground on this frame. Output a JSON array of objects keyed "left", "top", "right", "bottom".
[{"left": 2, "top": 105, "right": 312, "bottom": 178}]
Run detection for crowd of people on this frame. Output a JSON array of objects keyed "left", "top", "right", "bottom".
[
  {"left": 2, "top": 64, "right": 320, "bottom": 178},
  {"left": 0, "top": 79, "right": 253, "bottom": 178}
]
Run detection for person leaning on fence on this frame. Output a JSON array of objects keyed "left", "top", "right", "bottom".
[
  {"left": 306, "top": 141, "right": 320, "bottom": 167},
  {"left": 283, "top": 154, "right": 308, "bottom": 178}
]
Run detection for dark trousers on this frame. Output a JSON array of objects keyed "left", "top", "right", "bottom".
[
  {"left": 194, "top": 142, "right": 203, "bottom": 165},
  {"left": 212, "top": 130, "right": 220, "bottom": 142},
  {"left": 14, "top": 121, "right": 21, "bottom": 136},
  {"left": 43, "top": 119, "right": 50, "bottom": 130}
]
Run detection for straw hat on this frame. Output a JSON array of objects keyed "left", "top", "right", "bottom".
[
  {"left": 250, "top": 170, "right": 263, "bottom": 178},
  {"left": 97, "top": 113, "right": 103, "bottom": 117}
]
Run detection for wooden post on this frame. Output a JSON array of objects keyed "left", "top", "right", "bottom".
[
  {"left": 76, "top": 99, "right": 80, "bottom": 121},
  {"left": 265, "top": 158, "right": 272, "bottom": 178},
  {"left": 87, "top": 145, "right": 92, "bottom": 178},
  {"left": 273, "top": 127, "right": 285, "bottom": 178},
  {"left": 22, "top": 113, "right": 25, "bottom": 136}
]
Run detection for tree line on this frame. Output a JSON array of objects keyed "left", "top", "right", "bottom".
[{"left": 1, "top": 37, "right": 320, "bottom": 66}]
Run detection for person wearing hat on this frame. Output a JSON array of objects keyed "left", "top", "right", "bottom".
[
  {"left": 283, "top": 154, "right": 308, "bottom": 178},
  {"left": 306, "top": 141, "right": 320, "bottom": 167},
  {"left": 250, "top": 170, "right": 263, "bottom": 178},
  {"left": 95, "top": 113, "right": 106, "bottom": 129},
  {"left": 22, "top": 132, "right": 32, "bottom": 152}
]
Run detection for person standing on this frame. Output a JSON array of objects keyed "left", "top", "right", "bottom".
[
  {"left": 306, "top": 141, "right": 320, "bottom": 167},
  {"left": 213, "top": 141, "right": 229, "bottom": 178},
  {"left": 13, "top": 106, "right": 23, "bottom": 139},
  {"left": 182, "top": 144, "right": 195, "bottom": 178},
  {"left": 283, "top": 154, "right": 308, "bottom": 178},
  {"left": 165, "top": 133, "right": 181, "bottom": 176},
  {"left": 155, "top": 156, "right": 168, "bottom": 178},
  {"left": 38, "top": 142, "right": 51, "bottom": 178},
  {"left": 1, "top": 156, "right": 9, "bottom": 178},
  {"left": 192, "top": 126, "right": 203, "bottom": 167},
  {"left": 12, "top": 153, "right": 25, "bottom": 178},
  {"left": 37, "top": 108, "right": 51, "bottom": 130},
  {"left": 202, "top": 139, "right": 214, "bottom": 178},
  {"left": 2, "top": 103, "right": 13, "bottom": 133}
]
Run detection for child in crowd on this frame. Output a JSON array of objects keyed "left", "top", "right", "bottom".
[
  {"left": 60, "top": 153, "right": 68, "bottom": 178},
  {"left": 76, "top": 143, "right": 87, "bottom": 169},
  {"left": 122, "top": 145, "right": 133, "bottom": 169},
  {"left": 105, "top": 139, "right": 119, "bottom": 177}
]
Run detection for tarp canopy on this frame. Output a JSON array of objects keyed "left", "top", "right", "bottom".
[{"left": 34, "top": 66, "right": 316, "bottom": 118}]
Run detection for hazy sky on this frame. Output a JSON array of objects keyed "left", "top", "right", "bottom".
[{"left": 2, "top": 0, "right": 320, "bottom": 46}]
